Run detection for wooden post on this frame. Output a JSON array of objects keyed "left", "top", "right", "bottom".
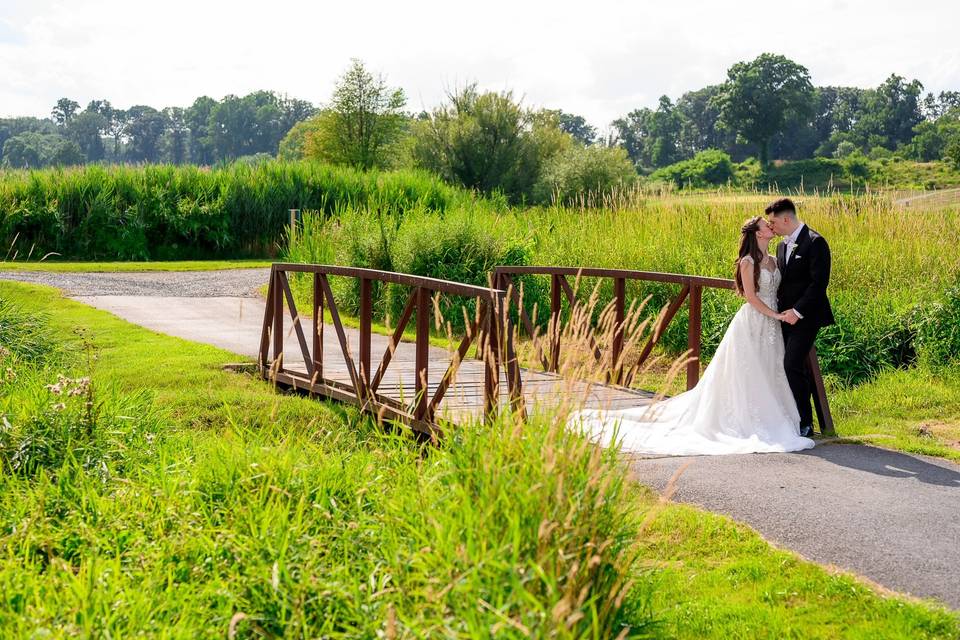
[
  {"left": 483, "top": 298, "right": 501, "bottom": 420},
  {"left": 272, "top": 268, "right": 284, "bottom": 372},
  {"left": 359, "top": 277, "right": 372, "bottom": 399},
  {"left": 259, "top": 265, "right": 276, "bottom": 370},
  {"left": 312, "top": 273, "right": 323, "bottom": 379},
  {"left": 415, "top": 287, "right": 430, "bottom": 421},
  {"left": 289, "top": 209, "right": 300, "bottom": 240},
  {"left": 610, "top": 277, "right": 625, "bottom": 385},
  {"left": 686, "top": 284, "right": 702, "bottom": 390},
  {"left": 549, "top": 274, "right": 561, "bottom": 372},
  {"left": 807, "top": 347, "right": 835, "bottom": 435}
]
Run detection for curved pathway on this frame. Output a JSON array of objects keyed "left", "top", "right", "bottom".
[{"left": 3, "top": 268, "right": 959, "bottom": 609}]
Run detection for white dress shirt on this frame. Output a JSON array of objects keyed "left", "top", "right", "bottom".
[
  {"left": 784, "top": 223, "right": 806, "bottom": 319},
  {"left": 784, "top": 222, "right": 806, "bottom": 264}
]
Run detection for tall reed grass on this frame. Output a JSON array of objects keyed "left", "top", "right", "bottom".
[
  {"left": 286, "top": 191, "right": 960, "bottom": 385},
  {"left": 0, "top": 162, "right": 470, "bottom": 261}
]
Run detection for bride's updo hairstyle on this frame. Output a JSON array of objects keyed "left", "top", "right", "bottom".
[{"left": 734, "top": 216, "right": 764, "bottom": 297}]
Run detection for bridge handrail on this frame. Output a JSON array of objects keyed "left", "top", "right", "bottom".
[
  {"left": 260, "top": 264, "right": 521, "bottom": 434},
  {"left": 493, "top": 265, "right": 735, "bottom": 290},
  {"left": 493, "top": 264, "right": 834, "bottom": 435}
]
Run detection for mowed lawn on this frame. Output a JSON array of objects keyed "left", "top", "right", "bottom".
[{"left": 1, "top": 280, "right": 957, "bottom": 638}]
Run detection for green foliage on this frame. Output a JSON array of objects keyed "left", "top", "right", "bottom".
[
  {"left": 302, "top": 60, "right": 408, "bottom": 170},
  {"left": 0, "top": 282, "right": 655, "bottom": 637},
  {"left": 915, "top": 278, "right": 960, "bottom": 366},
  {"left": 842, "top": 150, "right": 873, "bottom": 184},
  {"left": 0, "top": 161, "right": 468, "bottom": 260},
  {"left": 649, "top": 149, "right": 735, "bottom": 188},
  {"left": 0, "top": 298, "right": 59, "bottom": 363},
  {"left": 286, "top": 206, "right": 530, "bottom": 331},
  {"left": 2, "top": 131, "right": 83, "bottom": 168},
  {"left": 534, "top": 144, "right": 637, "bottom": 204},
  {"left": 763, "top": 157, "right": 846, "bottom": 190},
  {"left": 277, "top": 116, "right": 324, "bottom": 161},
  {"left": 412, "top": 86, "right": 571, "bottom": 203},
  {"left": 613, "top": 96, "right": 685, "bottom": 170},
  {"left": 287, "top": 190, "right": 960, "bottom": 386},
  {"left": 715, "top": 53, "right": 815, "bottom": 165}
]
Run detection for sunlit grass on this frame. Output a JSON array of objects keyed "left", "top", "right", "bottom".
[{"left": 2, "top": 281, "right": 957, "bottom": 637}]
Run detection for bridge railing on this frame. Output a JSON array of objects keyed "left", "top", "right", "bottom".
[
  {"left": 259, "top": 264, "right": 522, "bottom": 434},
  {"left": 493, "top": 265, "right": 834, "bottom": 435}
]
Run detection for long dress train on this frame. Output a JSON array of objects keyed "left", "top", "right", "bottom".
[{"left": 570, "top": 257, "right": 815, "bottom": 455}]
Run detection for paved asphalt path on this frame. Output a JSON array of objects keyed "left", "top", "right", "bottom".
[
  {"left": 3, "top": 268, "right": 960, "bottom": 609},
  {"left": 629, "top": 446, "right": 960, "bottom": 608}
]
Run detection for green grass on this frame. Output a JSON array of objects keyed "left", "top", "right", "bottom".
[
  {"left": 0, "top": 259, "right": 272, "bottom": 272},
  {"left": 832, "top": 366, "right": 960, "bottom": 461},
  {"left": 644, "top": 503, "right": 959, "bottom": 639},
  {"left": 1, "top": 280, "right": 957, "bottom": 638}
]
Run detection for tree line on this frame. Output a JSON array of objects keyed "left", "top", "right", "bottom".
[
  {"left": 0, "top": 92, "right": 315, "bottom": 168},
  {"left": 3, "top": 54, "right": 959, "bottom": 200},
  {"left": 613, "top": 53, "right": 960, "bottom": 171}
]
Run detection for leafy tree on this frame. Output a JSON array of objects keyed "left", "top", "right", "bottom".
[
  {"left": 279, "top": 115, "right": 325, "bottom": 160},
  {"left": 922, "top": 91, "right": 960, "bottom": 120},
  {"left": 612, "top": 96, "right": 685, "bottom": 169},
  {"left": 945, "top": 137, "right": 960, "bottom": 169},
  {"left": 304, "top": 59, "right": 407, "bottom": 170},
  {"left": 0, "top": 117, "right": 57, "bottom": 164},
  {"left": 51, "top": 98, "right": 80, "bottom": 127},
  {"left": 714, "top": 53, "right": 815, "bottom": 166},
  {"left": 413, "top": 86, "right": 569, "bottom": 202},
  {"left": 852, "top": 74, "right": 924, "bottom": 150},
  {"left": 208, "top": 94, "right": 255, "bottom": 160},
  {"left": 551, "top": 110, "right": 597, "bottom": 145},
  {"left": 124, "top": 105, "right": 168, "bottom": 162},
  {"left": 68, "top": 110, "right": 107, "bottom": 162},
  {"left": 906, "top": 109, "right": 960, "bottom": 161},
  {"left": 2, "top": 132, "right": 83, "bottom": 168},
  {"left": 675, "top": 86, "right": 739, "bottom": 157},
  {"left": 278, "top": 95, "right": 317, "bottom": 133},
  {"left": 161, "top": 107, "right": 190, "bottom": 164},
  {"left": 185, "top": 96, "right": 217, "bottom": 165}
]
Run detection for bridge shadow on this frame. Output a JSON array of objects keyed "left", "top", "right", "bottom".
[{"left": 800, "top": 443, "right": 960, "bottom": 488}]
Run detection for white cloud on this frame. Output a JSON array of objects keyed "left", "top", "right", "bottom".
[{"left": 1, "top": 0, "right": 958, "bottom": 127}]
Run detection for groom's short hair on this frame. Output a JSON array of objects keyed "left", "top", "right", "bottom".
[{"left": 765, "top": 198, "right": 797, "bottom": 217}]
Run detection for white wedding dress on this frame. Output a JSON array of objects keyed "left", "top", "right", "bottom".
[{"left": 570, "top": 256, "right": 815, "bottom": 455}]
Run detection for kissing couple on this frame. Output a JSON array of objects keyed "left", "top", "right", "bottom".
[{"left": 572, "top": 197, "right": 835, "bottom": 455}]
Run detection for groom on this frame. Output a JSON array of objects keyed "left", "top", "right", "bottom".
[{"left": 766, "top": 198, "right": 835, "bottom": 437}]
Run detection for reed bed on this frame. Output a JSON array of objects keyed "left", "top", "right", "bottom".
[
  {"left": 286, "top": 191, "right": 960, "bottom": 385},
  {"left": 0, "top": 162, "right": 469, "bottom": 261}
]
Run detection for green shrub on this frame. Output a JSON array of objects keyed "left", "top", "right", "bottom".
[
  {"left": 763, "top": 157, "right": 846, "bottom": 190},
  {"left": 915, "top": 279, "right": 960, "bottom": 366},
  {"left": 534, "top": 145, "right": 637, "bottom": 204},
  {"left": 389, "top": 208, "right": 531, "bottom": 329},
  {"left": 650, "top": 149, "right": 735, "bottom": 189}
]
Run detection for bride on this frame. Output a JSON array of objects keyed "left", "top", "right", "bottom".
[{"left": 570, "top": 217, "right": 815, "bottom": 455}]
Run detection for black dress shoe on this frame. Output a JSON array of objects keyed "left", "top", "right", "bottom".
[{"left": 799, "top": 425, "right": 814, "bottom": 438}]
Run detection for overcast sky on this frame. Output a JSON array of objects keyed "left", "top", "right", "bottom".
[{"left": 2, "top": 0, "right": 959, "bottom": 130}]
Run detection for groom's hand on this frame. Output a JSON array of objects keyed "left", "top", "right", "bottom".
[{"left": 783, "top": 309, "right": 800, "bottom": 325}]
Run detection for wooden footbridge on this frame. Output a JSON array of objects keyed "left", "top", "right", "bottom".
[{"left": 258, "top": 264, "right": 834, "bottom": 436}]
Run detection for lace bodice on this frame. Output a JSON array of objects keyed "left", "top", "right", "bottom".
[{"left": 742, "top": 255, "right": 780, "bottom": 308}]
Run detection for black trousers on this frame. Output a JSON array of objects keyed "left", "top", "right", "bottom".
[{"left": 781, "top": 322, "right": 819, "bottom": 427}]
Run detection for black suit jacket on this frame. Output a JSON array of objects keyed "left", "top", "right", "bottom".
[{"left": 776, "top": 225, "right": 835, "bottom": 328}]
